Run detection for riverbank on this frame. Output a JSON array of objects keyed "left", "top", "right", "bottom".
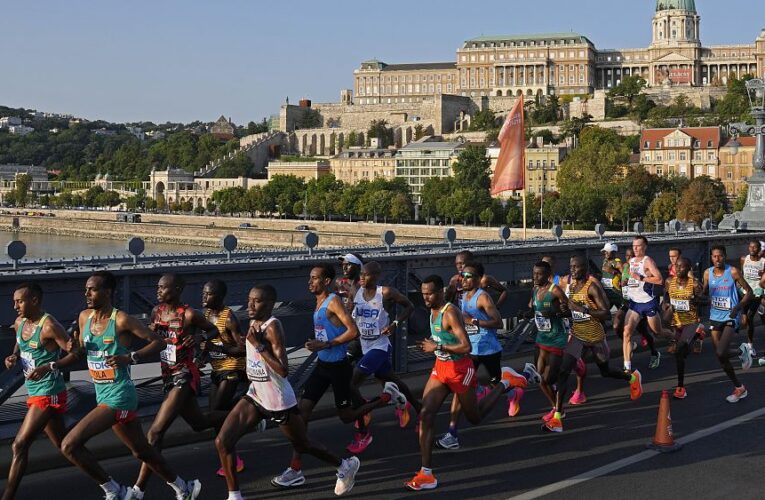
[{"left": 0, "top": 209, "right": 625, "bottom": 250}]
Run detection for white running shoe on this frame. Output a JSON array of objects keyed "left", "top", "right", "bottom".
[
  {"left": 271, "top": 467, "right": 306, "bottom": 488},
  {"left": 383, "top": 382, "right": 407, "bottom": 410},
  {"left": 435, "top": 432, "right": 460, "bottom": 450},
  {"left": 523, "top": 362, "right": 542, "bottom": 385},
  {"left": 726, "top": 385, "right": 748, "bottom": 403},
  {"left": 176, "top": 479, "right": 201, "bottom": 500},
  {"left": 740, "top": 343, "right": 753, "bottom": 370},
  {"left": 123, "top": 486, "right": 143, "bottom": 500},
  {"left": 104, "top": 485, "right": 128, "bottom": 500},
  {"left": 334, "top": 456, "right": 360, "bottom": 496}
]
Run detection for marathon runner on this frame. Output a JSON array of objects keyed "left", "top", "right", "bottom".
[
  {"left": 623, "top": 236, "right": 664, "bottom": 372},
  {"left": 704, "top": 245, "right": 753, "bottom": 402},
  {"left": 436, "top": 262, "right": 529, "bottom": 450},
  {"left": 543, "top": 256, "right": 643, "bottom": 433},
  {"left": 199, "top": 279, "right": 251, "bottom": 477},
  {"left": 740, "top": 241, "right": 765, "bottom": 360},
  {"left": 3, "top": 283, "right": 79, "bottom": 500},
  {"left": 129, "top": 274, "right": 224, "bottom": 498},
  {"left": 348, "top": 261, "right": 418, "bottom": 453},
  {"left": 553, "top": 263, "right": 587, "bottom": 406},
  {"left": 662, "top": 257, "right": 705, "bottom": 399},
  {"left": 215, "top": 284, "right": 359, "bottom": 499},
  {"left": 337, "top": 253, "right": 364, "bottom": 363},
  {"left": 526, "top": 261, "right": 568, "bottom": 423},
  {"left": 60, "top": 271, "right": 201, "bottom": 500},
  {"left": 446, "top": 250, "right": 508, "bottom": 307},
  {"left": 668, "top": 247, "right": 682, "bottom": 278},
  {"left": 405, "top": 275, "right": 523, "bottom": 491},
  {"left": 601, "top": 243, "right": 625, "bottom": 336},
  {"left": 272, "top": 264, "right": 390, "bottom": 488}
]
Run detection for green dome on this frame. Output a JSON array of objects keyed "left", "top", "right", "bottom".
[{"left": 656, "top": 0, "right": 696, "bottom": 12}]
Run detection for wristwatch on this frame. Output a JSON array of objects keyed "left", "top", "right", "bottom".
[
  {"left": 130, "top": 351, "right": 140, "bottom": 365},
  {"left": 472, "top": 317, "right": 480, "bottom": 326},
  {"left": 255, "top": 344, "right": 266, "bottom": 353},
  {"left": 48, "top": 361, "right": 58, "bottom": 371},
  {"left": 392, "top": 320, "right": 400, "bottom": 327}
]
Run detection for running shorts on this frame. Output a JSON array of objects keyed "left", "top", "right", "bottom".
[
  {"left": 710, "top": 319, "right": 739, "bottom": 331},
  {"left": 430, "top": 357, "right": 478, "bottom": 394},
  {"left": 357, "top": 347, "right": 393, "bottom": 377},
  {"left": 27, "top": 390, "right": 67, "bottom": 415},
  {"left": 628, "top": 298, "right": 660, "bottom": 318},
  {"left": 211, "top": 369, "right": 246, "bottom": 386},
  {"left": 470, "top": 352, "right": 502, "bottom": 385},
  {"left": 244, "top": 395, "right": 298, "bottom": 425},
  {"left": 98, "top": 404, "right": 138, "bottom": 425},
  {"left": 301, "top": 359, "right": 353, "bottom": 409},
  {"left": 565, "top": 337, "right": 610, "bottom": 364}
]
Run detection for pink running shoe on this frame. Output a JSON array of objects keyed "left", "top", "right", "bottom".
[
  {"left": 574, "top": 358, "right": 587, "bottom": 378},
  {"left": 395, "top": 402, "right": 412, "bottom": 428},
  {"left": 346, "top": 432, "right": 373, "bottom": 454},
  {"left": 216, "top": 455, "right": 245, "bottom": 477},
  {"left": 507, "top": 388, "right": 524, "bottom": 417},
  {"left": 568, "top": 390, "right": 587, "bottom": 405}
]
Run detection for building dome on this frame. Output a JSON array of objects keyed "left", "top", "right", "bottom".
[{"left": 656, "top": 0, "right": 696, "bottom": 12}]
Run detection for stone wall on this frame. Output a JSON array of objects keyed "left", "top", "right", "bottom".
[{"left": 642, "top": 86, "right": 727, "bottom": 110}]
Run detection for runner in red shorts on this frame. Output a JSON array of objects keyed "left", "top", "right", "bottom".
[
  {"left": 3, "top": 282, "right": 79, "bottom": 500},
  {"left": 405, "top": 275, "right": 524, "bottom": 491}
]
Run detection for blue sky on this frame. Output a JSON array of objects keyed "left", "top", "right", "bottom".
[{"left": 1, "top": 1, "right": 761, "bottom": 125}]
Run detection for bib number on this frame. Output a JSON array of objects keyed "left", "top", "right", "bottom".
[
  {"left": 160, "top": 343, "right": 177, "bottom": 364},
  {"left": 87, "top": 359, "right": 116, "bottom": 383},
  {"left": 571, "top": 310, "right": 591, "bottom": 322},
  {"left": 246, "top": 358, "right": 269, "bottom": 382},
  {"left": 601, "top": 278, "right": 614, "bottom": 290},
  {"left": 314, "top": 326, "right": 328, "bottom": 342},
  {"left": 744, "top": 267, "right": 762, "bottom": 281},
  {"left": 711, "top": 296, "right": 731, "bottom": 311},
  {"left": 670, "top": 299, "right": 690, "bottom": 312},
  {"left": 622, "top": 287, "right": 629, "bottom": 299},
  {"left": 534, "top": 313, "right": 552, "bottom": 332},
  {"left": 20, "top": 351, "right": 35, "bottom": 377},
  {"left": 465, "top": 323, "right": 479, "bottom": 335},
  {"left": 627, "top": 277, "right": 640, "bottom": 288}
]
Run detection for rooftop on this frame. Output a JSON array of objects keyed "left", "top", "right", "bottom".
[{"left": 463, "top": 32, "right": 592, "bottom": 46}]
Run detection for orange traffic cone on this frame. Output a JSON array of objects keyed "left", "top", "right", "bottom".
[{"left": 646, "top": 390, "right": 682, "bottom": 452}]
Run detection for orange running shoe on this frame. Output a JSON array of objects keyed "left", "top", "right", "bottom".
[
  {"left": 395, "top": 402, "right": 411, "bottom": 428},
  {"left": 405, "top": 470, "right": 438, "bottom": 491},
  {"left": 501, "top": 367, "right": 528, "bottom": 389},
  {"left": 673, "top": 386, "right": 687, "bottom": 399},
  {"left": 629, "top": 370, "right": 643, "bottom": 400}
]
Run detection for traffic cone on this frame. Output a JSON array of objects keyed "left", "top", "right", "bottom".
[{"left": 646, "top": 390, "right": 682, "bottom": 453}]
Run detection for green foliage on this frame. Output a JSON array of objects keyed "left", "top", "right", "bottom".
[
  {"left": 452, "top": 145, "right": 491, "bottom": 191},
  {"left": 677, "top": 176, "right": 729, "bottom": 224},
  {"left": 647, "top": 192, "right": 678, "bottom": 223},
  {"left": 470, "top": 109, "right": 498, "bottom": 131},
  {"left": 714, "top": 75, "right": 755, "bottom": 124},
  {"left": 367, "top": 120, "right": 394, "bottom": 147},
  {"left": 296, "top": 108, "right": 322, "bottom": 129},
  {"left": 479, "top": 206, "right": 494, "bottom": 226},
  {"left": 532, "top": 129, "right": 558, "bottom": 145},
  {"left": 212, "top": 186, "right": 248, "bottom": 214},
  {"left": 214, "top": 151, "right": 252, "bottom": 178},
  {"left": 608, "top": 76, "right": 647, "bottom": 106},
  {"left": 529, "top": 95, "right": 560, "bottom": 125},
  {"left": 734, "top": 184, "right": 748, "bottom": 212},
  {"left": 14, "top": 173, "right": 32, "bottom": 207},
  {"left": 559, "top": 114, "right": 592, "bottom": 140}
]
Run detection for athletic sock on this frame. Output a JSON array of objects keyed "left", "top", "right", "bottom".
[
  {"left": 130, "top": 485, "right": 145, "bottom": 499},
  {"left": 624, "top": 361, "right": 632, "bottom": 372},
  {"left": 228, "top": 491, "right": 243, "bottom": 500},
  {"left": 168, "top": 476, "right": 186, "bottom": 495},
  {"left": 420, "top": 467, "right": 433, "bottom": 475},
  {"left": 448, "top": 423, "right": 458, "bottom": 437},
  {"left": 290, "top": 457, "right": 302, "bottom": 471},
  {"left": 99, "top": 479, "right": 120, "bottom": 494},
  {"left": 500, "top": 378, "right": 511, "bottom": 390}
]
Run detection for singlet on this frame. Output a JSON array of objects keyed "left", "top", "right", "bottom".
[
  {"left": 352, "top": 286, "right": 390, "bottom": 354},
  {"left": 709, "top": 265, "right": 740, "bottom": 323},
  {"left": 461, "top": 288, "right": 502, "bottom": 356},
  {"left": 565, "top": 279, "right": 605, "bottom": 343},
  {"left": 668, "top": 264, "right": 677, "bottom": 278},
  {"left": 742, "top": 255, "right": 765, "bottom": 297},
  {"left": 314, "top": 294, "right": 347, "bottom": 363},
  {"left": 245, "top": 317, "right": 297, "bottom": 412},
  {"left": 450, "top": 274, "right": 464, "bottom": 307},
  {"left": 666, "top": 276, "right": 699, "bottom": 327},
  {"left": 626, "top": 256, "right": 656, "bottom": 304},
  {"left": 621, "top": 265, "right": 631, "bottom": 299},
  {"left": 16, "top": 314, "right": 65, "bottom": 397},
  {"left": 430, "top": 303, "right": 463, "bottom": 362},
  {"left": 601, "top": 258, "right": 623, "bottom": 302},
  {"left": 552, "top": 275, "right": 561, "bottom": 286},
  {"left": 152, "top": 303, "right": 194, "bottom": 377},
  {"left": 83, "top": 309, "right": 137, "bottom": 410},
  {"left": 532, "top": 286, "right": 566, "bottom": 349},
  {"left": 206, "top": 307, "right": 245, "bottom": 372}
]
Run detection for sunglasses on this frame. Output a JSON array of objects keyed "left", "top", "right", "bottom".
[{"left": 460, "top": 272, "right": 474, "bottom": 279}]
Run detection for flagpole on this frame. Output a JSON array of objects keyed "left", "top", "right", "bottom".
[{"left": 522, "top": 188, "right": 527, "bottom": 241}]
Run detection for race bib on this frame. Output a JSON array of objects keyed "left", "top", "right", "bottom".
[
  {"left": 571, "top": 310, "right": 591, "bottom": 322},
  {"left": 627, "top": 277, "right": 640, "bottom": 288},
  {"left": 209, "top": 350, "right": 227, "bottom": 360},
  {"left": 246, "top": 358, "right": 269, "bottom": 382},
  {"left": 670, "top": 299, "right": 690, "bottom": 312},
  {"left": 601, "top": 278, "right": 614, "bottom": 290},
  {"left": 87, "top": 359, "right": 116, "bottom": 383},
  {"left": 314, "top": 326, "right": 328, "bottom": 342},
  {"left": 622, "top": 287, "right": 630, "bottom": 299},
  {"left": 711, "top": 296, "right": 731, "bottom": 311},
  {"left": 758, "top": 302, "right": 765, "bottom": 316},
  {"left": 534, "top": 313, "right": 552, "bottom": 332},
  {"left": 465, "top": 323, "right": 479, "bottom": 335},
  {"left": 744, "top": 267, "right": 762, "bottom": 281},
  {"left": 160, "top": 343, "right": 177, "bottom": 364},
  {"left": 20, "top": 351, "right": 35, "bottom": 377},
  {"left": 435, "top": 349, "right": 452, "bottom": 361}
]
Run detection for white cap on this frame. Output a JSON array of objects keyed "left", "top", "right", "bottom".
[
  {"left": 600, "top": 242, "right": 618, "bottom": 253},
  {"left": 339, "top": 253, "right": 363, "bottom": 266}
]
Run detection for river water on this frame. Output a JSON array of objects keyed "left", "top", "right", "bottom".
[{"left": 0, "top": 230, "right": 210, "bottom": 262}]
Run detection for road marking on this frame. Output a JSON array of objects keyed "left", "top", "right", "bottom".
[{"left": 509, "top": 405, "right": 765, "bottom": 500}]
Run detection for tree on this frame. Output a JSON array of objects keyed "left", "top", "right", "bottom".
[
  {"left": 95, "top": 190, "right": 121, "bottom": 207},
  {"left": 452, "top": 145, "right": 491, "bottom": 191},
  {"left": 367, "top": 120, "right": 394, "bottom": 147},
  {"left": 194, "top": 205, "right": 205, "bottom": 215},
  {"left": 505, "top": 202, "right": 522, "bottom": 226},
  {"left": 559, "top": 114, "right": 592, "bottom": 141},
  {"left": 715, "top": 75, "right": 755, "bottom": 124},
  {"left": 213, "top": 187, "right": 247, "bottom": 214},
  {"left": 734, "top": 184, "right": 748, "bottom": 212},
  {"left": 608, "top": 75, "right": 647, "bottom": 106},
  {"left": 296, "top": 108, "right": 321, "bottom": 129},
  {"left": 215, "top": 151, "right": 251, "bottom": 178},
  {"left": 677, "top": 176, "right": 729, "bottom": 224},
  {"left": 390, "top": 193, "right": 412, "bottom": 222},
  {"left": 647, "top": 192, "right": 677, "bottom": 224},
  {"left": 14, "top": 174, "right": 32, "bottom": 207},
  {"left": 420, "top": 177, "right": 455, "bottom": 222},
  {"left": 479, "top": 206, "right": 494, "bottom": 227},
  {"left": 470, "top": 109, "right": 498, "bottom": 131}
]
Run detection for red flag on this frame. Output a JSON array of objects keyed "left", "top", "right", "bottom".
[{"left": 491, "top": 97, "right": 525, "bottom": 195}]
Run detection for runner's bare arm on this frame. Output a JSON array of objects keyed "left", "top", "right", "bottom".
[
  {"left": 476, "top": 292, "right": 503, "bottom": 329},
  {"left": 107, "top": 311, "right": 165, "bottom": 367},
  {"left": 483, "top": 275, "right": 508, "bottom": 306},
  {"left": 642, "top": 257, "right": 664, "bottom": 286},
  {"left": 186, "top": 308, "right": 220, "bottom": 342},
  {"left": 584, "top": 280, "right": 611, "bottom": 322},
  {"left": 550, "top": 285, "right": 568, "bottom": 316},
  {"left": 250, "top": 320, "right": 289, "bottom": 378},
  {"left": 26, "top": 318, "right": 79, "bottom": 380},
  {"left": 445, "top": 275, "right": 460, "bottom": 304},
  {"left": 305, "top": 295, "right": 359, "bottom": 353},
  {"left": 380, "top": 286, "right": 414, "bottom": 336},
  {"left": 730, "top": 267, "right": 753, "bottom": 313}
]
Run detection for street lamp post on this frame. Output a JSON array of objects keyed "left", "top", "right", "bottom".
[{"left": 720, "top": 78, "right": 765, "bottom": 230}]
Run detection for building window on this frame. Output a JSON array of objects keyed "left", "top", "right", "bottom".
[
  {"left": 644, "top": 141, "right": 650, "bottom": 148},
  {"left": 657, "top": 166, "right": 663, "bottom": 175},
  {"left": 679, "top": 152, "right": 686, "bottom": 161}
]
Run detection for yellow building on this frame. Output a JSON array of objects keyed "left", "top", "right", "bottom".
[
  {"left": 718, "top": 136, "right": 755, "bottom": 198},
  {"left": 267, "top": 160, "right": 330, "bottom": 181},
  {"left": 329, "top": 147, "right": 397, "bottom": 184},
  {"left": 639, "top": 127, "right": 720, "bottom": 179},
  {"left": 487, "top": 141, "right": 568, "bottom": 198}
]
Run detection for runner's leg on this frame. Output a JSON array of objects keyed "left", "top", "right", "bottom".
[
  {"left": 712, "top": 326, "right": 741, "bottom": 387},
  {"left": 60, "top": 406, "right": 123, "bottom": 483},
  {"left": 3, "top": 406, "right": 55, "bottom": 500},
  {"left": 214, "top": 398, "right": 262, "bottom": 493},
  {"left": 418, "top": 378, "right": 450, "bottom": 469},
  {"left": 112, "top": 419, "right": 184, "bottom": 483}
]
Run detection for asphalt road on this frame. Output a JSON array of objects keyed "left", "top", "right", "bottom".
[{"left": 4, "top": 335, "right": 765, "bottom": 500}]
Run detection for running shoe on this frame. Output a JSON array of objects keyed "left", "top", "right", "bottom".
[
  {"left": 574, "top": 358, "right": 587, "bottom": 378},
  {"left": 176, "top": 479, "right": 202, "bottom": 500},
  {"left": 739, "top": 343, "right": 753, "bottom": 370},
  {"left": 383, "top": 382, "right": 407, "bottom": 409},
  {"left": 346, "top": 431, "right": 373, "bottom": 454},
  {"left": 334, "top": 456, "right": 360, "bottom": 496},
  {"left": 501, "top": 366, "right": 528, "bottom": 389},
  {"left": 405, "top": 470, "right": 438, "bottom": 491},
  {"left": 271, "top": 467, "right": 306, "bottom": 488},
  {"left": 105, "top": 486, "right": 128, "bottom": 500},
  {"left": 759, "top": 357, "right": 765, "bottom": 367},
  {"left": 568, "top": 390, "right": 587, "bottom": 405},
  {"left": 542, "top": 408, "right": 566, "bottom": 422},
  {"left": 507, "top": 388, "right": 524, "bottom": 417},
  {"left": 673, "top": 386, "right": 687, "bottom": 399},
  {"left": 542, "top": 414, "right": 563, "bottom": 433},
  {"left": 216, "top": 455, "right": 245, "bottom": 477},
  {"left": 395, "top": 401, "right": 412, "bottom": 428},
  {"left": 124, "top": 486, "right": 143, "bottom": 500},
  {"left": 435, "top": 432, "right": 460, "bottom": 450},
  {"left": 475, "top": 384, "right": 490, "bottom": 402},
  {"left": 726, "top": 385, "right": 748, "bottom": 403},
  {"left": 523, "top": 362, "right": 542, "bottom": 385},
  {"left": 629, "top": 370, "right": 643, "bottom": 400},
  {"left": 353, "top": 412, "right": 372, "bottom": 430},
  {"left": 649, "top": 352, "right": 661, "bottom": 369}
]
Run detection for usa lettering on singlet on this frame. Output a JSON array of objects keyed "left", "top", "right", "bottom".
[
  {"left": 245, "top": 317, "right": 297, "bottom": 412},
  {"left": 626, "top": 257, "right": 655, "bottom": 303},
  {"left": 352, "top": 286, "right": 390, "bottom": 354}
]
